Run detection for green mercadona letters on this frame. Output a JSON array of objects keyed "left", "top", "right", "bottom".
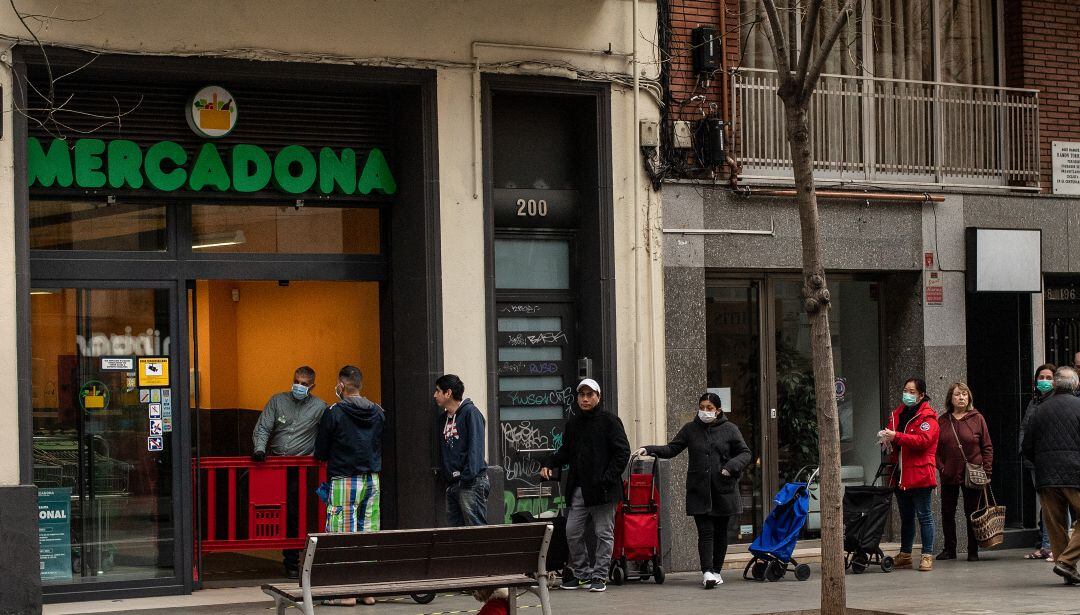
[{"left": 27, "top": 137, "right": 397, "bottom": 196}]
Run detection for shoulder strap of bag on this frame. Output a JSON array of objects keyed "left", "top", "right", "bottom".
[{"left": 950, "top": 415, "right": 970, "bottom": 462}]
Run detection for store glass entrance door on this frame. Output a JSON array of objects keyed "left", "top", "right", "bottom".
[
  {"left": 30, "top": 286, "right": 178, "bottom": 587},
  {"left": 706, "top": 277, "right": 884, "bottom": 541}
]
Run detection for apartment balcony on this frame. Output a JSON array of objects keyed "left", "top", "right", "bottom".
[{"left": 732, "top": 68, "right": 1041, "bottom": 191}]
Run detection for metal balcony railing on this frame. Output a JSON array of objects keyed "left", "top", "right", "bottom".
[{"left": 732, "top": 68, "right": 1041, "bottom": 190}]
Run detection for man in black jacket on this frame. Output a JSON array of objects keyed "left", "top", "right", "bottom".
[
  {"left": 434, "top": 374, "right": 490, "bottom": 526},
  {"left": 540, "top": 378, "right": 630, "bottom": 593},
  {"left": 1021, "top": 366, "right": 1080, "bottom": 585}
]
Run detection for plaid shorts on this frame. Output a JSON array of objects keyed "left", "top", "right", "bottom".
[{"left": 325, "top": 473, "right": 380, "bottom": 533}]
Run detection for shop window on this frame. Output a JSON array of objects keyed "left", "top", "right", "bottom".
[
  {"left": 30, "top": 200, "right": 167, "bottom": 251},
  {"left": 30, "top": 287, "right": 174, "bottom": 584},
  {"left": 191, "top": 204, "right": 381, "bottom": 254},
  {"left": 493, "top": 239, "right": 570, "bottom": 289}
]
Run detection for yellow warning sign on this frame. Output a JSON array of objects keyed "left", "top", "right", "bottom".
[{"left": 138, "top": 357, "right": 170, "bottom": 387}]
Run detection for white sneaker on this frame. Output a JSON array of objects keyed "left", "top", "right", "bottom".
[
  {"left": 703, "top": 571, "right": 718, "bottom": 589},
  {"left": 714, "top": 571, "right": 724, "bottom": 585}
]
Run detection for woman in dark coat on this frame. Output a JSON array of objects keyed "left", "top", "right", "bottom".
[
  {"left": 935, "top": 381, "right": 993, "bottom": 562},
  {"left": 637, "top": 392, "right": 752, "bottom": 589}
]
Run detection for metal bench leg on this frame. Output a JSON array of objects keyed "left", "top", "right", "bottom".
[
  {"left": 536, "top": 577, "right": 552, "bottom": 615},
  {"left": 508, "top": 588, "right": 518, "bottom": 614},
  {"left": 273, "top": 597, "right": 286, "bottom": 615}
]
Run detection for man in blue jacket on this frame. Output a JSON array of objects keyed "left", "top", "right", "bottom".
[
  {"left": 314, "top": 366, "right": 385, "bottom": 534},
  {"left": 434, "top": 374, "right": 490, "bottom": 526}
]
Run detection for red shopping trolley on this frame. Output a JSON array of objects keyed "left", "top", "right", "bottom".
[{"left": 609, "top": 453, "right": 665, "bottom": 585}]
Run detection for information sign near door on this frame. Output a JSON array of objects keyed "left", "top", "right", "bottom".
[{"left": 38, "top": 488, "right": 73, "bottom": 582}]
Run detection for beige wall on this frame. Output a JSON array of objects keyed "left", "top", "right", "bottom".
[
  {"left": 0, "top": 44, "right": 18, "bottom": 485},
  {"left": 0, "top": 0, "right": 667, "bottom": 472}
]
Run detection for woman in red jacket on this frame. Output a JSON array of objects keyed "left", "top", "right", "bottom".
[
  {"left": 881, "top": 377, "right": 940, "bottom": 572},
  {"left": 935, "top": 382, "right": 993, "bottom": 562}
]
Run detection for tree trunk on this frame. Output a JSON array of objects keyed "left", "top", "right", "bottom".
[{"left": 783, "top": 100, "right": 846, "bottom": 615}]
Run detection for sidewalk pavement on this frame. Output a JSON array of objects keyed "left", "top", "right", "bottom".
[{"left": 44, "top": 548, "right": 1080, "bottom": 615}]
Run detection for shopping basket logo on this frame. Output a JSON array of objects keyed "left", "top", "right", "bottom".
[
  {"left": 187, "top": 86, "right": 238, "bottom": 138},
  {"left": 78, "top": 380, "right": 110, "bottom": 412}
]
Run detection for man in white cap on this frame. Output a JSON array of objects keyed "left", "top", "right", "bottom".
[{"left": 540, "top": 378, "right": 630, "bottom": 593}]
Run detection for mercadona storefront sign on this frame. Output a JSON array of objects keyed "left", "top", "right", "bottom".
[{"left": 26, "top": 137, "right": 397, "bottom": 196}]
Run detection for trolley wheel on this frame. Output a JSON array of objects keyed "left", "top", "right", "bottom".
[
  {"left": 794, "top": 563, "right": 812, "bottom": 581},
  {"left": 851, "top": 552, "right": 868, "bottom": 574},
  {"left": 611, "top": 563, "right": 626, "bottom": 586},
  {"left": 880, "top": 556, "right": 895, "bottom": 573},
  {"left": 411, "top": 593, "right": 436, "bottom": 604},
  {"left": 653, "top": 564, "right": 665, "bottom": 584},
  {"left": 765, "top": 560, "right": 786, "bottom": 582},
  {"left": 751, "top": 560, "right": 768, "bottom": 581}
]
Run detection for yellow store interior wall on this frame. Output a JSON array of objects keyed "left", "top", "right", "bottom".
[{"left": 194, "top": 280, "right": 382, "bottom": 411}]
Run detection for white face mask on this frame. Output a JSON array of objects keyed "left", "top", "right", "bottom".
[{"left": 698, "top": 410, "right": 717, "bottom": 423}]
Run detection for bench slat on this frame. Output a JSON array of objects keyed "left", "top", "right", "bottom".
[
  {"left": 307, "top": 523, "right": 549, "bottom": 549},
  {"left": 312, "top": 535, "right": 543, "bottom": 565},
  {"left": 263, "top": 574, "right": 538, "bottom": 601},
  {"left": 310, "top": 551, "right": 539, "bottom": 586}
]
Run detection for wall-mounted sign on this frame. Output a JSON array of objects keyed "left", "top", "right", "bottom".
[
  {"left": 925, "top": 271, "right": 943, "bottom": 305},
  {"left": 1053, "top": 141, "right": 1080, "bottom": 195},
  {"left": 138, "top": 357, "right": 170, "bottom": 387},
  {"left": 37, "top": 488, "right": 72, "bottom": 582},
  {"left": 78, "top": 381, "right": 110, "bottom": 412},
  {"left": 27, "top": 138, "right": 397, "bottom": 197},
  {"left": 965, "top": 228, "right": 1042, "bottom": 293},
  {"left": 147, "top": 436, "right": 163, "bottom": 452},
  {"left": 187, "top": 86, "right": 237, "bottom": 138},
  {"left": 493, "top": 188, "right": 578, "bottom": 228},
  {"left": 1046, "top": 287, "right": 1079, "bottom": 301}
]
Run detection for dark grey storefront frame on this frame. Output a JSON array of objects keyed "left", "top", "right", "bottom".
[{"left": 13, "top": 49, "right": 444, "bottom": 603}]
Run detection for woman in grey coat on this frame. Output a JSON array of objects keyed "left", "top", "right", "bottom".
[{"left": 637, "top": 392, "right": 752, "bottom": 589}]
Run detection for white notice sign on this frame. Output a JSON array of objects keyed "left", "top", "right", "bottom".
[{"left": 1053, "top": 141, "right": 1080, "bottom": 195}]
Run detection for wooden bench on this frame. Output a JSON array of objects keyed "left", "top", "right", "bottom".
[{"left": 262, "top": 522, "right": 554, "bottom": 615}]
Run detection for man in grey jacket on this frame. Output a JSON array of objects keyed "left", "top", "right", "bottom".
[
  {"left": 251, "top": 365, "right": 328, "bottom": 577},
  {"left": 1021, "top": 366, "right": 1080, "bottom": 585}
]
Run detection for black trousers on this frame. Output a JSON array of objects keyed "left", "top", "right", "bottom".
[
  {"left": 941, "top": 483, "right": 981, "bottom": 556},
  {"left": 693, "top": 514, "right": 731, "bottom": 573},
  {"left": 283, "top": 467, "right": 300, "bottom": 571}
]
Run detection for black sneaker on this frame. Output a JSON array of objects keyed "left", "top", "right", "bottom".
[
  {"left": 560, "top": 576, "right": 588, "bottom": 590},
  {"left": 588, "top": 578, "right": 607, "bottom": 592},
  {"left": 1052, "top": 562, "right": 1080, "bottom": 585}
]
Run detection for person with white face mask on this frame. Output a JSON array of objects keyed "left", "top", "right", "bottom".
[
  {"left": 636, "top": 392, "right": 752, "bottom": 589},
  {"left": 251, "top": 365, "right": 328, "bottom": 577}
]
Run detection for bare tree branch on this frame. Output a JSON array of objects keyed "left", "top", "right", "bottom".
[
  {"left": 794, "top": 0, "right": 822, "bottom": 87},
  {"left": 759, "top": 0, "right": 792, "bottom": 87},
  {"left": 800, "top": 0, "right": 858, "bottom": 102}
]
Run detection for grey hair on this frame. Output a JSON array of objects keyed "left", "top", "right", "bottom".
[{"left": 1054, "top": 366, "right": 1079, "bottom": 392}]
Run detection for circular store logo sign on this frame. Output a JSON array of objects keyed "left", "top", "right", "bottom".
[
  {"left": 78, "top": 380, "right": 110, "bottom": 413},
  {"left": 187, "top": 86, "right": 237, "bottom": 138}
]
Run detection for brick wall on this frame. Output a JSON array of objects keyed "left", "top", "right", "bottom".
[
  {"left": 1005, "top": 0, "right": 1080, "bottom": 191},
  {"left": 666, "top": 0, "right": 727, "bottom": 122}
]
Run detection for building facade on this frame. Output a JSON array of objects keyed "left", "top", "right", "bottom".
[
  {"left": 0, "top": 1, "right": 664, "bottom": 608},
  {"left": 659, "top": 0, "right": 1079, "bottom": 571}
]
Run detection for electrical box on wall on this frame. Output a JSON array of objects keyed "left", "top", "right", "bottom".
[
  {"left": 639, "top": 120, "right": 659, "bottom": 148},
  {"left": 691, "top": 26, "right": 720, "bottom": 74},
  {"left": 673, "top": 121, "right": 693, "bottom": 149},
  {"left": 695, "top": 118, "right": 726, "bottom": 167}
]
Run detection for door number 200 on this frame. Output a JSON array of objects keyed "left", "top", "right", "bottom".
[{"left": 516, "top": 198, "right": 548, "bottom": 217}]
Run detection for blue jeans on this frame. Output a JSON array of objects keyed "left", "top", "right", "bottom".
[
  {"left": 897, "top": 487, "right": 935, "bottom": 555},
  {"left": 446, "top": 473, "right": 490, "bottom": 526}
]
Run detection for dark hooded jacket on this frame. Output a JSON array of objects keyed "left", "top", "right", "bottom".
[
  {"left": 644, "top": 414, "right": 752, "bottom": 516},
  {"left": 438, "top": 398, "right": 488, "bottom": 484},
  {"left": 314, "top": 395, "right": 385, "bottom": 478},
  {"left": 1021, "top": 390, "right": 1080, "bottom": 489},
  {"left": 543, "top": 403, "right": 631, "bottom": 507}
]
